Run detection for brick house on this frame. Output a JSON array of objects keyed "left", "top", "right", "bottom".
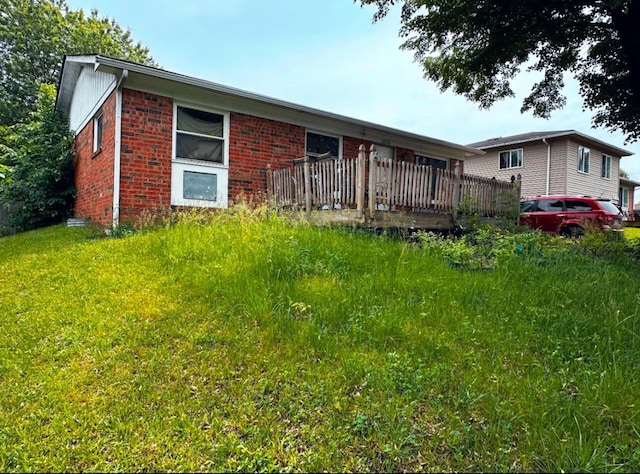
[
  {"left": 464, "top": 131, "right": 634, "bottom": 207},
  {"left": 55, "top": 54, "right": 482, "bottom": 227}
]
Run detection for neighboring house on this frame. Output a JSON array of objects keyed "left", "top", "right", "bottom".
[
  {"left": 55, "top": 54, "right": 482, "bottom": 227},
  {"left": 464, "top": 131, "right": 634, "bottom": 204},
  {"left": 619, "top": 177, "right": 640, "bottom": 221}
]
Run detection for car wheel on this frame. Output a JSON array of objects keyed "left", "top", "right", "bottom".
[{"left": 560, "top": 225, "right": 584, "bottom": 238}]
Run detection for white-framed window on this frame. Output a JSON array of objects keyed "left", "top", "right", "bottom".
[
  {"left": 601, "top": 154, "right": 612, "bottom": 179},
  {"left": 172, "top": 104, "right": 229, "bottom": 208},
  {"left": 93, "top": 112, "right": 103, "bottom": 153},
  {"left": 305, "top": 131, "right": 341, "bottom": 159},
  {"left": 578, "top": 146, "right": 590, "bottom": 174},
  {"left": 499, "top": 148, "right": 523, "bottom": 169}
]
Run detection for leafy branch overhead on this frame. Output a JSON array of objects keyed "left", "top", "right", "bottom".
[
  {"left": 358, "top": 0, "right": 640, "bottom": 142},
  {"left": 0, "top": 0, "right": 156, "bottom": 127},
  {"left": 0, "top": 0, "right": 155, "bottom": 232}
]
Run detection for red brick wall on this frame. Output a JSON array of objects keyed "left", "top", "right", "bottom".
[
  {"left": 343, "top": 137, "right": 370, "bottom": 161},
  {"left": 119, "top": 89, "right": 173, "bottom": 222},
  {"left": 228, "top": 113, "right": 305, "bottom": 200},
  {"left": 73, "top": 90, "right": 116, "bottom": 225},
  {"left": 73, "top": 88, "right": 461, "bottom": 224}
]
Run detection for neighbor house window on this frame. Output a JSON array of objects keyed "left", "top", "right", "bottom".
[
  {"left": 601, "top": 154, "right": 612, "bottom": 179},
  {"left": 578, "top": 146, "right": 590, "bottom": 173},
  {"left": 306, "top": 131, "right": 341, "bottom": 159},
  {"left": 620, "top": 187, "right": 630, "bottom": 209},
  {"left": 172, "top": 104, "right": 229, "bottom": 208},
  {"left": 499, "top": 148, "right": 523, "bottom": 169},
  {"left": 93, "top": 112, "right": 103, "bottom": 153}
]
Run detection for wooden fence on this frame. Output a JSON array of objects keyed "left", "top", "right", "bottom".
[{"left": 267, "top": 144, "right": 521, "bottom": 228}]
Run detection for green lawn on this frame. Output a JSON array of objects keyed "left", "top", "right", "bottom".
[
  {"left": 1, "top": 212, "right": 639, "bottom": 472},
  {"left": 625, "top": 225, "right": 640, "bottom": 239}
]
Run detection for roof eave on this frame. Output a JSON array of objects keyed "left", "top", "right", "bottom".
[
  {"left": 90, "top": 55, "right": 483, "bottom": 157},
  {"left": 472, "top": 131, "right": 633, "bottom": 157}
]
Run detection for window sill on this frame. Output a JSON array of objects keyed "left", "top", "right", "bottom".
[
  {"left": 173, "top": 158, "right": 228, "bottom": 169},
  {"left": 91, "top": 148, "right": 102, "bottom": 159}
]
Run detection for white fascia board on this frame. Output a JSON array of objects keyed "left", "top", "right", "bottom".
[{"left": 56, "top": 55, "right": 104, "bottom": 116}]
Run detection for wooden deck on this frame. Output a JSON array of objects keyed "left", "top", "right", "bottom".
[{"left": 266, "top": 145, "right": 521, "bottom": 230}]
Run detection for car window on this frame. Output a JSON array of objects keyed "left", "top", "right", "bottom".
[
  {"left": 537, "top": 200, "right": 564, "bottom": 212},
  {"left": 565, "top": 200, "right": 593, "bottom": 211},
  {"left": 520, "top": 200, "right": 536, "bottom": 212},
  {"left": 598, "top": 200, "right": 621, "bottom": 214}
]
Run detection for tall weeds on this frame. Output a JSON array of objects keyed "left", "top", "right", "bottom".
[{"left": 1, "top": 212, "right": 639, "bottom": 472}]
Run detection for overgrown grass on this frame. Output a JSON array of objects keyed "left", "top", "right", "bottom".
[{"left": 1, "top": 210, "right": 640, "bottom": 472}]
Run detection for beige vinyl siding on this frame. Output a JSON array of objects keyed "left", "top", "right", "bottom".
[
  {"left": 465, "top": 140, "right": 565, "bottom": 197},
  {"left": 463, "top": 147, "right": 527, "bottom": 183},
  {"left": 465, "top": 138, "right": 624, "bottom": 200},
  {"left": 548, "top": 140, "right": 568, "bottom": 195},
  {"left": 565, "top": 141, "right": 620, "bottom": 201},
  {"left": 518, "top": 141, "right": 550, "bottom": 197}
]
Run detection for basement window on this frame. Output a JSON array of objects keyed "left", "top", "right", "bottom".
[{"left": 183, "top": 171, "right": 217, "bottom": 201}]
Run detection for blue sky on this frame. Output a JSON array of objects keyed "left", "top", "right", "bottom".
[{"left": 66, "top": 0, "right": 640, "bottom": 181}]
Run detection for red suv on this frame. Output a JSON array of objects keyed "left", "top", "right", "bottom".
[{"left": 519, "top": 195, "right": 623, "bottom": 237}]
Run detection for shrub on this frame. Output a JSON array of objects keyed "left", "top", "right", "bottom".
[{"left": 0, "top": 85, "right": 75, "bottom": 232}]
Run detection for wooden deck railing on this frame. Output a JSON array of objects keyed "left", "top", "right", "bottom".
[{"left": 266, "top": 144, "right": 521, "bottom": 228}]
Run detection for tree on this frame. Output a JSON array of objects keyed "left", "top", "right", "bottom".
[
  {"left": 0, "top": 0, "right": 155, "bottom": 127},
  {"left": 0, "top": 0, "right": 155, "bottom": 232},
  {"left": 0, "top": 85, "right": 75, "bottom": 231},
  {"left": 358, "top": 0, "right": 640, "bottom": 142}
]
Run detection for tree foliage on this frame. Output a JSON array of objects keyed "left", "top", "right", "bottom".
[
  {"left": 359, "top": 0, "right": 640, "bottom": 142},
  {"left": 0, "top": 85, "right": 75, "bottom": 231},
  {"left": 0, "top": 0, "right": 155, "bottom": 127},
  {"left": 0, "top": 0, "right": 155, "bottom": 232}
]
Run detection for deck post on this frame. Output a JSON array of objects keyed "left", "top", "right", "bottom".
[
  {"left": 452, "top": 160, "right": 461, "bottom": 223},
  {"left": 356, "top": 144, "right": 366, "bottom": 221},
  {"left": 303, "top": 155, "right": 312, "bottom": 216},
  {"left": 511, "top": 173, "right": 522, "bottom": 219},
  {"left": 368, "top": 144, "right": 377, "bottom": 221}
]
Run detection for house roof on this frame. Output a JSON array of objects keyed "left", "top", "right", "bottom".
[
  {"left": 620, "top": 177, "right": 640, "bottom": 189},
  {"left": 466, "top": 130, "right": 633, "bottom": 157},
  {"left": 56, "top": 54, "right": 483, "bottom": 159}
]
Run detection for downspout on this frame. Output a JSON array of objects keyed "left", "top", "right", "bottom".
[
  {"left": 543, "top": 138, "right": 551, "bottom": 195},
  {"left": 112, "top": 69, "right": 128, "bottom": 227}
]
